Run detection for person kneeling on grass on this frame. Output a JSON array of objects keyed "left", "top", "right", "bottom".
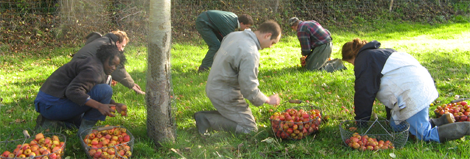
[
  {"left": 194, "top": 20, "right": 281, "bottom": 135},
  {"left": 288, "top": 17, "right": 346, "bottom": 72},
  {"left": 341, "top": 38, "right": 468, "bottom": 143},
  {"left": 34, "top": 45, "right": 127, "bottom": 135}
]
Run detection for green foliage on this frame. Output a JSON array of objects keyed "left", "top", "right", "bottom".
[
  {"left": 452, "top": 15, "right": 470, "bottom": 23},
  {"left": 1, "top": 21, "right": 470, "bottom": 158},
  {"left": 453, "top": 1, "right": 470, "bottom": 13}
]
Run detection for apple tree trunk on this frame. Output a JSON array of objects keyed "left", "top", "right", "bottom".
[{"left": 146, "top": 0, "right": 175, "bottom": 146}]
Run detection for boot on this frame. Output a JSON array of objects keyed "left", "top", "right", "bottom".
[
  {"left": 194, "top": 111, "right": 238, "bottom": 134},
  {"left": 322, "top": 58, "right": 347, "bottom": 72},
  {"left": 35, "top": 114, "right": 67, "bottom": 131},
  {"left": 197, "top": 66, "right": 210, "bottom": 73},
  {"left": 77, "top": 119, "right": 97, "bottom": 138},
  {"left": 438, "top": 122, "right": 470, "bottom": 142},
  {"left": 430, "top": 113, "right": 455, "bottom": 127}
]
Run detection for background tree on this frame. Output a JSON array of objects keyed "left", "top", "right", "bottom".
[{"left": 146, "top": 0, "right": 175, "bottom": 146}]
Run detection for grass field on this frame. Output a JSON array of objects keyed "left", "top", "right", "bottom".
[{"left": 1, "top": 21, "right": 470, "bottom": 158}]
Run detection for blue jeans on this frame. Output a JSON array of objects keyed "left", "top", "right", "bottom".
[
  {"left": 34, "top": 84, "right": 113, "bottom": 127},
  {"left": 390, "top": 107, "right": 440, "bottom": 142}
]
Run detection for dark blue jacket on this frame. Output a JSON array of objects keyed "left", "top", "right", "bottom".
[{"left": 354, "top": 41, "right": 396, "bottom": 121}]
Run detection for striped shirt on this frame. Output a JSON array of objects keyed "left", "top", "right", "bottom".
[{"left": 296, "top": 20, "right": 332, "bottom": 56}]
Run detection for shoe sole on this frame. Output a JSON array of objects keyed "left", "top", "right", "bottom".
[{"left": 446, "top": 113, "right": 456, "bottom": 123}]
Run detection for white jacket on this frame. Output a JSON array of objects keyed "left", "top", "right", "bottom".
[{"left": 376, "top": 52, "right": 438, "bottom": 124}]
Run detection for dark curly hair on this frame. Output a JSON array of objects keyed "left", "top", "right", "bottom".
[
  {"left": 118, "top": 51, "right": 127, "bottom": 66},
  {"left": 96, "top": 45, "right": 121, "bottom": 65}
]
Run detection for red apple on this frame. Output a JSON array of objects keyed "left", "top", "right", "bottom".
[
  {"left": 105, "top": 134, "right": 112, "bottom": 140},
  {"left": 35, "top": 133, "right": 45, "bottom": 141},
  {"left": 123, "top": 135, "right": 131, "bottom": 142},
  {"left": 49, "top": 152, "right": 57, "bottom": 159},
  {"left": 461, "top": 101, "right": 468, "bottom": 106},
  {"left": 112, "top": 135, "right": 119, "bottom": 141},
  {"left": 107, "top": 148, "right": 115, "bottom": 155},
  {"left": 94, "top": 150, "right": 102, "bottom": 158},
  {"left": 1, "top": 151, "right": 10, "bottom": 158}
]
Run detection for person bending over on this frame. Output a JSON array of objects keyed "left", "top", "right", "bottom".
[
  {"left": 289, "top": 17, "right": 346, "bottom": 72},
  {"left": 196, "top": 10, "right": 254, "bottom": 73},
  {"left": 194, "top": 20, "right": 282, "bottom": 135},
  {"left": 341, "top": 38, "right": 467, "bottom": 143}
]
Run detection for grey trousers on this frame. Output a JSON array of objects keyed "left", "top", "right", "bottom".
[{"left": 305, "top": 42, "right": 346, "bottom": 72}]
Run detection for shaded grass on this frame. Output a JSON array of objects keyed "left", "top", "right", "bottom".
[{"left": 1, "top": 21, "right": 470, "bottom": 158}]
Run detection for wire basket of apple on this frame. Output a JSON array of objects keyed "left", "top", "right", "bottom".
[
  {"left": 1, "top": 130, "right": 66, "bottom": 159},
  {"left": 339, "top": 119, "right": 409, "bottom": 150},
  {"left": 79, "top": 125, "right": 134, "bottom": 159},
  {"left": 269, "top": 104, "right": 323, "bottom": 140},
  {"left": 434, "top": 101, "right": 470, "bottom": 122}
]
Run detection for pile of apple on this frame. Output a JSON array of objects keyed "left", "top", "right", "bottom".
[
  {"left": 345, "top": 132, "right": 395, "bottom": 151},
  {"left": 82, "top": 126, "right": 132, "bottom": 159},
  {"left": 270, "top": 108, "right": 322, "bottom": 140},
  {"left": 1, "top": 133, "right": 65, "bottom": 159},
  {"left": 434, "top": 101, "right": 470, "bottom": 122}
]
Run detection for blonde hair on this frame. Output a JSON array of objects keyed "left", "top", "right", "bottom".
[
  {"left": 111, "top": 30, "right": 130, "bottom": 43},
  {"left": 341, "top": 38, "right": 368, "bottom": 61}
]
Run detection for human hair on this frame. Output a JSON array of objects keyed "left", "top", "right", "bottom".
[
  {"left": 341, "top": 38, "right": 368, "bottom": 61},
  {"left": 238, "top": 14, "right": 254, "bottom": 25},
  {"left": 96, "top": 44, "right": 121, "bottom": 65},
  {"left": 116, "top": 51, "right": 127, "bottom": 66},
  {"left": 289, "top": 17, "right": 300, "bottom": 27},
  {"left": 111, "top": 30, "right": 130, "bottom": 43},
  {"left": 257, "top": 20, "right": 281, "bottom": 40}
]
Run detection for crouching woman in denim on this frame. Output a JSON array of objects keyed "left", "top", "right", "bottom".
[
  {"left": 341, "top": 38, "right": 469, "bottom": 143},
  {"left": 34, "top": 44, "right": 127, "bottom": 135}
]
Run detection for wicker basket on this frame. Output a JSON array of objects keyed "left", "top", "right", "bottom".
[
  {"left": 339, "top": 120, "right": 409, "bottom": 149},
  {"left": 270, "top": 105, "right": 323, "bottom": 140},
  {"left": 0, "top": 129, "right": 66, "bottom": 159},
  {"left": 79, "top": 125, "right": 134, "bottom": 159}
]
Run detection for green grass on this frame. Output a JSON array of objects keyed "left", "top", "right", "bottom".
[{"left": 1, "top": 21, "right": 470, "bottom": 158}]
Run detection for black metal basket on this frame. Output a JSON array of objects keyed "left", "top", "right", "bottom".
[{"left": 339, "top": 120, "right": 409, "bottom": 149}]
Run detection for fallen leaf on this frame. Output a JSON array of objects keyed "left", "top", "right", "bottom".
[{"left": 261, "top": 137, "right": 275, "bottom": 144}]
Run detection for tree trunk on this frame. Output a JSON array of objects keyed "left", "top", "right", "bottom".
[
  {"left": 274, "top": 0, "right": 280, "bottom": 14},
  {"left": 146, "top": 0, "right": 175, "bottom": 146}
]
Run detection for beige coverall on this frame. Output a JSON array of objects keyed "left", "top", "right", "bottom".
[{"left": 206, "top": 29, "right": 268, "bottom": 133}]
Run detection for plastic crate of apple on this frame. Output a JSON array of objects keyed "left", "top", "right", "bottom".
[
  {"left": 269, "top": 107, "right": 322, "bottom": 140},
  {"left": 345, "top": 132, "right": 395, "bottom": 151},
  {"left": 434, "top": 101, "right": 470, "bottom": 122},
  {"left": 80, "top": 125, "right": 134, "bottom": 159},
  {"left": 1, "top": 132, "right": 66, "bottom": 159}
]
